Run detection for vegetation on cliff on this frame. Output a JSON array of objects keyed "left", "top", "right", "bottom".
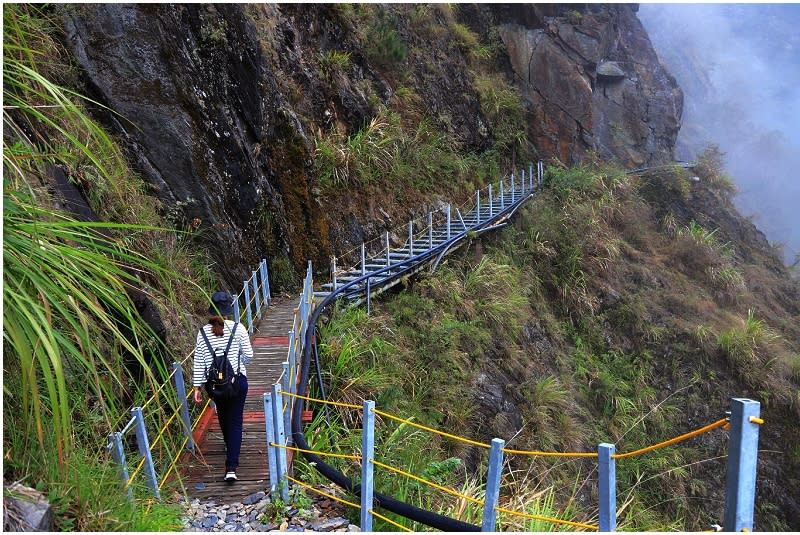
[
  {"left": 3, "top": 5, "right": 199, "bottom": 529},
  {"left": 305, "top": 154, "right": 800, "bottom": 530}
]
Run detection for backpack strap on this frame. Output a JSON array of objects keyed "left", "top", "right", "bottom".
[
  {"left": 230, "top": 323, "right": 241, "bottom": 375},
  {"left": 199, "top": 323, "right": 239, "bottom": 371}
]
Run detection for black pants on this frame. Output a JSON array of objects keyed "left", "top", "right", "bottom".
[{"left": 216, "top": 374, "right": 248, "bottom": 471}]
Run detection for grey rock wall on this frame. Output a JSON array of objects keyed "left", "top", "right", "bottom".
[{"left": 498, "top": 5, "right": 683, "bottom": 166}]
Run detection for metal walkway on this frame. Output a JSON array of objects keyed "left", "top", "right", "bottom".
[{"left": 320, "top": 163, "right": 542, "bottom": 305}]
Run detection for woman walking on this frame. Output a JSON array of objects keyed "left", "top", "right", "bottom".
[{"left": 193, "top": 291, "right": 253, "bottom": 482}]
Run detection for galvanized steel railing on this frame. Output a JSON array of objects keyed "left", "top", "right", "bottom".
[
  {"left": 264, "top": 261, "right": 315, "bottom": 501},
  {"left": 262, "top": 160, "right": 762, "bottom": 532},
  {"left": 105, "top": 157, "right": 761, "bottom": 533},
  {"left": 323, "top": 161, "right": 543, "bottom": 307},
  {"left": 106, "top": 259, "right": 272, "bottom": 499}
]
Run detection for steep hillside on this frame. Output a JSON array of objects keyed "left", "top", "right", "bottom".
[
  {"left": 60, "top": 3, "right": 680, "bottom": 291},
  {"left": 313, "top": 155, "right": 800, "bottom": 530}
]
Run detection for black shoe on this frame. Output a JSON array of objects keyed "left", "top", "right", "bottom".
[{"left": 224, "top": 471, "right": 238, "bottom": 482}]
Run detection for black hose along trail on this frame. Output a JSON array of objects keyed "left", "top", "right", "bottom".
[{"left": 290, "top": 189, "right": 535, "bottom": 531}]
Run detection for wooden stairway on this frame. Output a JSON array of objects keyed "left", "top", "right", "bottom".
[{"left": 180, "top": 296, "right": 297, "bottom": 502}]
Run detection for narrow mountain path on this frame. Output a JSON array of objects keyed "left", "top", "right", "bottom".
[{"left": 181, "top": 296, "right": 296, "bottom": 503}]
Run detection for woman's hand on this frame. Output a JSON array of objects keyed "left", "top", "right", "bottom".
[{"left": 193, "top": 388, "right": 203, "bottom": 404}]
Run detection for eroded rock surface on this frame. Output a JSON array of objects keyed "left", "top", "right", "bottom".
[{"left": 499, "top": 5, "right": 683, "bottom": 167}]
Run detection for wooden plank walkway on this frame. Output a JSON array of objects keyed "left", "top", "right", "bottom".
[{"left": 180, "top": 296, "right": 298, "bottom": 502}]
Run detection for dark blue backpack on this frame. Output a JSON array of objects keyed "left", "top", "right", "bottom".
[{"left": 199, "top": 323, "right": 241, "bottom": 401}]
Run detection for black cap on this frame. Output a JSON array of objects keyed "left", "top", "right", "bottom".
[{"left": 209, "top": 291, "right": 234, "bottom": 315}]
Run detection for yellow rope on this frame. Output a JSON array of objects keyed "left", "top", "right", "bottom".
[
  {"left": 143, "top": 398, "right": 209, "bottom": 490},
  {"left": 158, "top": 435, "right": 190, "bottom": 490},
  {"left": 272, "top": 442, "right": 362, "bottom": 461},
  {"left": 180, "top": 349, "right": 194, "bottom": 365},
  {"left": 502, "top": 418, "right": 729, "bottom": 460},
  {"left": 139, "top": 368, "right": 178, "bottom": 412},
  {"left": 502, "top": 448, "right": 598, "bottom": 458},
  {"left": 495, "top": 506, "right": 598, "bottom": 531},
  {"left": 373, "top": 409, "right": 491, "bottom": 450},
  {"left": 370, "top": 509, "right": 413, "bottom": 532},
  {"left": 194, "top": 398, "right": 212, "bottom": 427},
  {"left": 126, "top": 456, "right": 147, "bottom": 489},
  {"left": 612, "top": 418, "right": 728, "bottom": 460},
  {"left": 749, "top": 416, "right": 764, "bottom": 425},
  {"left": 286, "top": 475, "right": 361, "bottom": 510},
  {"left": 282, "top": 391, "right": 362, "bottom": 410},
  {"left": 148, "top": 405, "right": 182, "bottom": 450},
  {"left": 370, "top": 459, "right": 483, "bottom": 505}
]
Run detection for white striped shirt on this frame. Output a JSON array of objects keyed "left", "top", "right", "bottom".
[{"left": 192, "top": 320, "right": 253, "bottom": 387}]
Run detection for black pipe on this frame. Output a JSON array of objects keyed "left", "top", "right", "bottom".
[{"left": 290, "top": 192, "right": 535, "bottom": 531}]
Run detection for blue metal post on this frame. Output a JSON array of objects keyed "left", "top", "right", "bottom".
[
  {"left": 332, "top": 257, "right": 338, "bottom": 290},
  {"left": 271, "top": 384, "right": 289, "bottom": 502},
  {"left": 409, "top": 220, "right": 414, "bottom": 257},
  {"left": 244, "top": 283, "right": 253, "bottom": 334},
  {"left": 529, "top": 162, "right": 534, "bottom": 190},
  {"left": 360, "top": 400, "right": 376, "bottom": 532},
  {"left": 288, "top": 329, "right": 296, "bottom": 388},
  {"left": 481, "top": 438, "right": 505, "bottom": 531},
  {"left": 108, "top": 432, "right": 133, "bottom": 501},
  {"left": 723, "top": 398, "right": 761, "bottom": 532},
  {"left": 282, "top": 362, "right": 291, "bottom": 441},
  {"left": 252, "top": 271, "right": 262, "bottom": 319},
  {"left": 386, "top": 232, "right": 391, "bottom": 266},
  {"left": 598, "top": 443, "right": 616, "bottom": 532},
  {"left": 538, "top": 160, "right": 544, "bottom": 187},
  {"left": 260, "top": 259, "right": 271, "bottom": 306},
  {"left": 131, "top": 407, "right": 161, "bottom": 499},
  {"left": 488, "top": 184, "right": 494, "bottom": 217},
  {"left": 511, "top": 173, "right": 515, "bottom": 202},
  {"left": 233, "top": 298, "right": 241, "bottom": 325},
  {"left": 366, "top": 277, "right": 371, "bottom": 315},
  {"left": 263, "top": 392, "right": 279, "bottom": 497},
  {"left": 428, "top": 212, "right": 433, "bottom": 248},
  {"left": 447, "top": 204, "right": 451, "bottom": 240},
  {"left": 476, "top": 190, "right": 481, "bottom": 224},
  {"left": 172, "top": 362, "right": 195, "bottom": 452},
  {"left": 521, "top": 169, "right": 526, "bottom": 194},
  {"left": 361, "top": 243, "right": 366, "bottom": 276},
  {"left": 299, "top": 295, "right": 307, "bottom": 348},
  {"left": 291, "top": 329, "right": 300, "bottom": 401},
  {"left": 500, "top": 180, "right": 505, "bottom": 208}
]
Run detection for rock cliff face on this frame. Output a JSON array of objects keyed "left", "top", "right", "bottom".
[
  {"left": 63, "top": 4, "right": 328, "bottom": 286},
  {"left": 496, "top": 4, "right": 683, "bottom": 166},
  {"left": 61, "top": 4, "right": 681, "bottom": 287}
]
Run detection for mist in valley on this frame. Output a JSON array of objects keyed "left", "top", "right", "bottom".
[{"left": 638, "top": 4, "right": 800, "bottom": 265}]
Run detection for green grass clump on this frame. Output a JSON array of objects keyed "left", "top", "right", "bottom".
[
  {"left": 717, "top": 309, "right": 780, "bottom": 383},
  {"left": 474, "top": 74, "right": 529, "bottom": 166},
  {"left": 366, "top": 6, "right": 407, "bottom": 67},
  {"left": 319, "top": 49, "right": 352, "bottom": 81},
  {"left": 3, "top": 435, "right": 183, "bottom": 531},
  {"left": 312, "top": 111, "right": 486, "bottom": 196}
]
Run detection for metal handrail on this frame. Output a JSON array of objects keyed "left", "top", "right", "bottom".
[
  {"left": 288, "top": 163, "right": 541, "bottom": 531},
  {"left": 107, "top": 258, "right": 273, "bottom": 499}
]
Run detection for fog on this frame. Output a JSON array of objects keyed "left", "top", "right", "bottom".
[{"left": 638, "top": 4, "right": 800, "bottom": 265}]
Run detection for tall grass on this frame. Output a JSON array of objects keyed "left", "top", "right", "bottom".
[
  {"left": 4, "top": 193, "right": 171, "bottom": 463},
  {"left": 3, "top": 4, "right": 193, "bottom": 529}
]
